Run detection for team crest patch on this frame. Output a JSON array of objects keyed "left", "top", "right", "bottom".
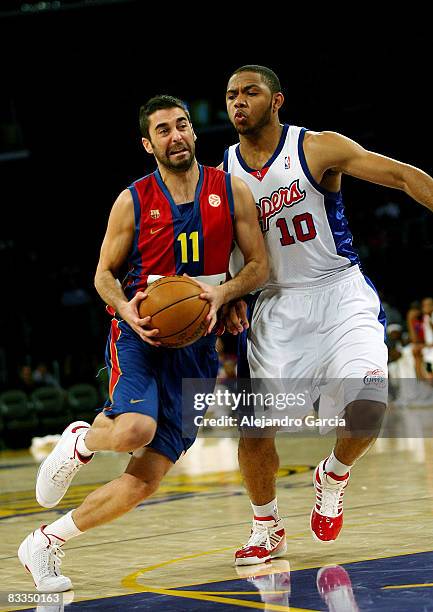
[
  {"left": 150, "top": 209, "right": 160, "bottom": 219},
  {"left": 208, "top": 194, "right": 221, "bottom": 207}
]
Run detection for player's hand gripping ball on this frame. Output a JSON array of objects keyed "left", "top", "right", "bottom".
[{"left": 138, "top": 276, "right": 210, "bottom": 348}]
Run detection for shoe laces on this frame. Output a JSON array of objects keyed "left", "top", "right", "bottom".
[
  {"left": 316, "top": 474, "right": 347, "bottom": 518},
  {"left": 243, "top": 520, "right": 274, "bottom": 550},
  {"left": 36, "top": 544, "right": 65, "bottom": 579},
  {"left": 52, "top": 458, "right": 82, "bottom": 488}
]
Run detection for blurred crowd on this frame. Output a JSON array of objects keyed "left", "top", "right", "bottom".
[
  {"left": 386, "top": 296, "right": 433, "bottom": 382},
  {"left": 385, "top": 296, "right": 433, "bottom": 408}
]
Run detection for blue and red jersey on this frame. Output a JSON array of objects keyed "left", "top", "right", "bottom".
[{"left": 122, "top": 165, "right": 235, "bottom": 299}]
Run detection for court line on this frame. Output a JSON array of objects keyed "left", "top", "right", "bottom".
[
  {"left": 382, "top": 583, "right": 433, "bottom": 589},
  {"left": 122, "top": 546, "right": 433, "bottom": 590},
  {"left": 124, "top": 588, "right": 316, "bottom": 612},
  {"left": 118, "top": 547, "right": 433, "bottom": 610},
  {"left": 121, "top": 550, "right": 316, "bottom": 612}
]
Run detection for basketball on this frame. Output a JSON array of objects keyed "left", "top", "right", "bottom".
[{"left": 138, "top": 276, "right": 210, "bottom": 348}]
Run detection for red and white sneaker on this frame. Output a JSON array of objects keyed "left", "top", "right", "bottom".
[
  {"left": 36, "top": 421, "right": 93, "bottom": 508},
  {"left": 317, "top": 564, "right": 359, "bottom": 611},
  {"left": 235, "top": 516, "right": 287, "bottom": 566},
  {"left": 310, "top": 459, "right": 349, "bottom": 543},
  {"left": 18, "top": 526, "right": 72, "bottom": 592}
]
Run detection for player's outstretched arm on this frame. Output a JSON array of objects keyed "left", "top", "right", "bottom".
[
  {"left": 94, "top": 189, "right": 161, "bottom": 345},
  {"left": 306, "top": 131, "right": 433, "bottom": 212}
]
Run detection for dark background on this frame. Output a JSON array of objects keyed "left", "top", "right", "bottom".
[{"left": 1, "top": 2, "right": 432, "bottom": 389}]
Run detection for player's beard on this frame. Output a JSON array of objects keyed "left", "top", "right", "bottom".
[
  {"left": 234, "top": 101, "right": 273, "bottom": 136},
  {"left": 156, "top": 143, "right": 195, "bottom": 172}
]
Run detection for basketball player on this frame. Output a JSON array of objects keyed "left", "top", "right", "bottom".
[
  {"left": 18, "top": 95, "right": 268, "bottom": 591},
  {"left": 221, "top": 65, "right": 433, "bottom": 565}
]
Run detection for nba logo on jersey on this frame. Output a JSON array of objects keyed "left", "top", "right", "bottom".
[
  {"left": 285, "top": 156, "right": 290, "bottom": 169},
  {"left": 150, "top": 209, "right": 160, "bottom": 219}
]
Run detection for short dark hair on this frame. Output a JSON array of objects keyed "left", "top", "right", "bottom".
[
  {"left": 230, "top": 65, "right": 281, "bottom": 94},
  {"left": 139, "top": 95, "right": 190, "bottom": 138}
]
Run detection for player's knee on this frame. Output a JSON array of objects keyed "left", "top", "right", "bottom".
[
  {"left": 113, "top": 420, "right": 157, "bottom": 452},
  {"left": 130, "top": 476, "right": 161, "bottom": 505},
  {"left": 118, "top": 476, "right": 154, "bottom": 508},
  {"left": 142, "top": 476, "right": 161, "bottom": 498},
  {"left": 345, "top": 400, "right": 387, "bottom": 434}
]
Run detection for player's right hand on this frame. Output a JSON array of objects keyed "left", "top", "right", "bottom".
[
  {"left": 222, "top": 300, "right": 249, "bottom": 335},
  {"left": 118, "top": 292, "right": 161, "bottom": 346}
]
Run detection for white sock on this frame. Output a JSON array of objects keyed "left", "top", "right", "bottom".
[
  {"left": 251, "top": 498, "right": 279, "bottom": 520},
  {"left": 76, "top": 432, "right": 93, "bottom": 457},
  {"left": 325, "top": 451, "right": 351, "bottom": 477},
  {"left": 37, "top": 510, "right": 83, "bottom": 546}
]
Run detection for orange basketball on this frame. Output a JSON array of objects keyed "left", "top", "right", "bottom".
[{"left": 138, "top": 276, "right": 210, "bottom": 348}]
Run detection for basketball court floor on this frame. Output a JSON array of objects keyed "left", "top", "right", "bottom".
[{"left": 1, "top": 415, "right": 433, "bottom": 611}]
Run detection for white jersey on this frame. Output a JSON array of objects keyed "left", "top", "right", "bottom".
[{"left": 225, "top": 124, "right": 360, "bottom": 287}]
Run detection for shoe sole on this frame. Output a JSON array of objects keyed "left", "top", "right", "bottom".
[
  {"left": 35, "top": 421, "right": 90, "bottom": 508},
  {"left": 235, "top": 541, "right": 288, "bottom": 566}
]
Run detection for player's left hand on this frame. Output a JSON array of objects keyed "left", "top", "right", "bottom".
[
  {"left": 183, "top": 274, "right": 226, "bottom": 334},
  {"left": 222, "top": 300, "right": 249, "bottom": 335}
]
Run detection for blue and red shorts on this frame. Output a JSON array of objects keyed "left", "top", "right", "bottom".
[{"left": 102, "top": 318, "right": 219, "bottom": 463}]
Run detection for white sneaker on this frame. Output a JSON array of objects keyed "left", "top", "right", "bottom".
[
  {"left": 235, "top": 516, "right": 287, "bottom": 566},
  {"left": 18, "top": 527, "right": 72, "bottom": 592},
  {"left": 36, "top": 421, "right": 93, "bottom": 508}
]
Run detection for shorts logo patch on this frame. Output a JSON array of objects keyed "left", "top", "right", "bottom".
[
  {"left": 130, "top": 399, "right": 145, "bottom": 404},
  {"left": 363, "top": 369, "right": 387, "bottom": 388}
]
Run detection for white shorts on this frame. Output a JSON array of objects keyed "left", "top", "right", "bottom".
[{"left": 247, "top": 266, "right": 388, "bottom": 427}]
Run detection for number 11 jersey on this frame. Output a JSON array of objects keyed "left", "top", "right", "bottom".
[{"left": 123, "top": 165, "right": 234, "bottom": 299}]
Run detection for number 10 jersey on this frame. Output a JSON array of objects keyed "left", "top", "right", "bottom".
[{"left": 224, "top": 124, "right": 360, "bottom": 287}]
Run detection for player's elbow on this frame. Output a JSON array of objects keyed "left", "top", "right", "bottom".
[
  {"left": 94, "top": 267, "right": 105, "bottom": 292},
  {"left": 94, "top": 266, "right": 115, "bottom": 295},
  {"left": 401, "top": 164, "right": 431, "bottom": 195}
]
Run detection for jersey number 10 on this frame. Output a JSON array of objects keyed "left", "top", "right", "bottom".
[{"left": 276, "top": 212, "right": 317, "bottom": 246}]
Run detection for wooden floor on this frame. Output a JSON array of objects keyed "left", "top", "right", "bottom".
[{"left": 1, "top": 412, "right": 433, "bottom": 611}]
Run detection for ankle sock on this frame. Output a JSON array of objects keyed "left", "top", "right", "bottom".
[
  {"left": 325, "top": 451, "right": 351, "bottom": 477},
  {"left": 76, "top": 432, "right": 93, "bottom": 458},
  {"left": 251, "top": 497, "right": 279, "bottom": 520},
  {"left": 38, "top": 510, "right": 83, "bottom": 545}
]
